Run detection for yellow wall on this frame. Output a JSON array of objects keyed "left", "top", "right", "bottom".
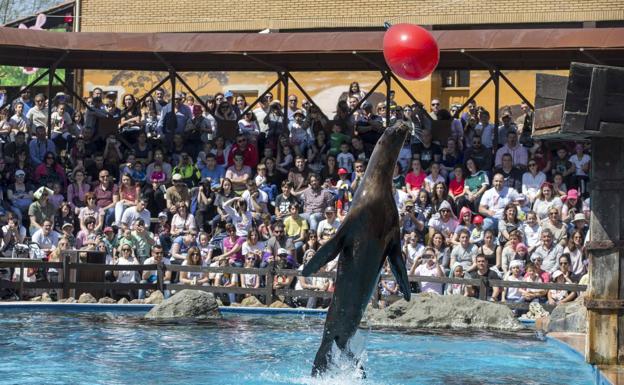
[{"left": 82, "top": 68, "right": 566, "bottom": 120}]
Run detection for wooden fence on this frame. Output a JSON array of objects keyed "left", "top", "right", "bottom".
[{"left": 0, "top": 258, "right": 586, "bottom": 311}]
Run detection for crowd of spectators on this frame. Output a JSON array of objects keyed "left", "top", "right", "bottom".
[{"left": 0, "top": 83, "right": 591, "bottom": 308}]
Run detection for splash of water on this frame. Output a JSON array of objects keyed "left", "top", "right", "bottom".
[{"left": 258, "top": 330, "right": 391, "bottom": 385}]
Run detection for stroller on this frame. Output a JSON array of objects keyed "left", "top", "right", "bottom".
[{"left": 1, "top": 242, "right": 45, "bottom": 300}]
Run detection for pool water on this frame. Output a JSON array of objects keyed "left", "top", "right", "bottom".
[{"left": 0, "top": 310, "right": 596, "bottom": 385}]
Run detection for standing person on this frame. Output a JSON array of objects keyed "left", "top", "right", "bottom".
[{"left": 569, "top": 143, "right": 591, "bottom": 196}]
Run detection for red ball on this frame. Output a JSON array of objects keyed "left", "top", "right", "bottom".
[{"left": 383, "top": 24, "right": 439, "bottom": 81}]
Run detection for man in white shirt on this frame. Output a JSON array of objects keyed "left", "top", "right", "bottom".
[
  {"left": 479, "top": 173, "right": 522, "bottom": 232},
  {"left": 120, "top": 198, "right": 151, "bottom": 232},
  {"left": 31, "top": 220, "right": 61, "bottom": 254}
]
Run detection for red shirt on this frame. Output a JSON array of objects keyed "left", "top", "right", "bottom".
[
  {"left": 449, "top": 177, "right": 465, "bottom": 196},
  {"left": 227, "top": 143, "right": 259, "bottom": 168},
  {"left": 405, "top": 171, "right": 426, "bottom": 191}
]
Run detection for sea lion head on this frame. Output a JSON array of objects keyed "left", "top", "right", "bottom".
[{"left": 367, "top": 120, "right": 410, "bottom": 172}]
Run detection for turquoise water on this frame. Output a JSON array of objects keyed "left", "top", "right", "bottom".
[{"left": 0, "top": 310, "right": 595, "bottom": 385}]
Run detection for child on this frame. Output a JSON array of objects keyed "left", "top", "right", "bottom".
[
  {"left": 329, "top": 123, "right": 350, "bottom": 156},
  {"left": 255, "top": 163, "right": 276, "bottom": 201},
  {"left": 512, "top": 243, "right": 529, "bottom": 273},
  {"left": 150, "top": 163, "right": 166, "bottom": 184},
  {"left": 335, "top": 168, "right": 351, "bottom": 190},
  {"left": 520, "top": 263, "right": 546, "bottom": 303},
  {"left": 470, "top": 215, "right": 485, "bottom": 245},
  {"left": 48, "top": 182, "right": 64, "bottom": 210},
  {"left": 288, "top": 110, "right": 309, "bottom": 155},
  {"left": 445, "top": 263, "right": 467, "bottom": 295},
  {"left": 547, "top": 270, "right": 577, "bottom": 305},
  {"left": 336, "top": 142, "right": 355, "bottom": 173},
  {"left": 197, "top": 232, "right": 213, "bottom": 265},
  {"left": 258, "top": 213, "right": 273, "bottom": 241},
  {"left": 503, "top": 260, "right": 524, "bottom": 307},
  {"left": 521, "top": 211, "right": 541, "bottom": 253},
  {"left": 240, "top": 253, "right": 260, "bottom": 293},
  {"left": 379, "top": 263, "right": 399, "bottom": 308},
  {"left": 131, "top": 160, "right": 146, "bottom": 184},
  {"left": 551, "top": 146, "right": 574, "bottom": 186},
  {"left": 276, "top": 144, "right": 293, "bottom": 174}
]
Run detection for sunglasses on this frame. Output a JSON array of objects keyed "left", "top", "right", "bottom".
[
  {"left": 431, "top": 103, "right": 440, "bottom": 106},
  {"left": 122, "top": 248, "right": 131, "bottom": 252}
]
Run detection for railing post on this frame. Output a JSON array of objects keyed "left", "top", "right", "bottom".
[
  {"left": 265, "top": 265, "right": 276, "bottom": 305},
  {"left": 157, "top": 263, "right": 164, "bottom": 293},
  {"left": 479, "top": 278, "right": 488, "bottom": 301},
  {"left": 62, "top": 253, "right": 70, "bottom": 299},
  {"left": 19, "top": 262, "right": 24, "bottom": 300}
]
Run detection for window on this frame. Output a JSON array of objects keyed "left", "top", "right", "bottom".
[{"left": 441, "top": 70, "right": 470, "bottom": 88}]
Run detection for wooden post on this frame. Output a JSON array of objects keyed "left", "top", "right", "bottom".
[
  {"left": 62, "top": 253, "right": 70, "bottom": 299},
  {"left": 585, "top": 137, "right": 624, "bottom": 365},
  {"left": 264, "top": 265, "right": 276, "bottom": 305},
  {"left": 18, "top": 262, "right": 24, "bottom": 300},
  {"left": 156, "top": 263, "right": 164, "bottom": 293}
]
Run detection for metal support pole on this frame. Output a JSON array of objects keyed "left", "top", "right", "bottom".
[
  {"left": 499, "top": 72, "right": 534, "bottom": 110},
  {"left": 47, "top": 67, "right": 56, "bottom": 138},
  {"left": 170, "top": 70, "right": 176, "bottom": 111},
  {"left": 241, "top": 76, "right": 282, "bottom": 116},
  {"left": 452, "top": 75, "right": 494, "bottom": 119},
  {"left": 53, "top": 73, "right": 93, "bottom": 111},
  {"left": 0, "top": 69, "right": 50, "bottom": 111},
  {"left": 384, "top": 71, "right": 391, "bottom": 124},
  {"left": 174, "top": 72, "right": 209, "bottom": 112},
  {"left": 493, "top": 69, "right": 500, "bottom": 149},
  {"left": 286, "top": 73, "right": 330, "bottom": 121},
  {"left": 388, "top": 72, "right": 432, "bottom": 124},
  {"left": 282, "top": 72, "right": 289, "bottom": 122}
]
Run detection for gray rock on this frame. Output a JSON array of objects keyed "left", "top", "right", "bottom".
[
  {"left": 547, "top": 299, "right": 587, "bottom": 333},
  {"left": 98, "top": 297, "right": 115, "bottom": 304},
  {"left": 61, "top": 297, "right": 76, "bottom": 303},
  {"left": 117, "top": 297, "right": 129, "bottom": 304},
  {"left": 130, "top": 299, "right": 145, "bottom": 304},
  {"left": 145, "top": 290, "right": 221, "bottom": 320},
  {"left": 270, "top": 300, "right": 290, "bottom": 308},
  {"left": 362, "top": 293, "right": 524, "bottom": 331},
  {"left": 29, "top": 296, "right": 42, "bottom": 302},
  {"left": 40, "top": 292, "right": 53, "bottom": 302},
  {"left": 78, "top": 293, "right": 97, "bottom": 304},
  {"left": 145, "top": 290, "right": 164, "bottom": 304},
  {"left": 241, "top": 296, "right": 266, "bottom": 307}
]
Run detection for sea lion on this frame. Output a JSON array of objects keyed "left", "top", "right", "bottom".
[{"left": 302, "top": 120, "right": 412, "bottom": 376}]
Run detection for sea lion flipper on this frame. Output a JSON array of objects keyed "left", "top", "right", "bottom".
[
  {"left": 387, "top": 232, "right": 411, "bottom": 301},
  {"left": 302, "top": 222, "right": 349, "bottom": 276}
]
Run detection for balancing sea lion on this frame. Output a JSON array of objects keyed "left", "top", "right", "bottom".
[{"left": 302, "top": 120, "right": 412, "bottom": 377}]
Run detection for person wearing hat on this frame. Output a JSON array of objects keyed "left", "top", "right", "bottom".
[
  {"left": 547, "top": 269, "right": 577, "bottom": 306},
  {"left": 502, "top": 259, "right": 524, "bottom": 305},
  {"left": 561, "top": 189, "right": 581, "bottom": 224},
  {"left": 496, "top": 110, "right": 518, "bottom": 147},
  {"left": 316, "top": 205, "right": 340, "bottom": 246},
  {"left": 400, "top": 199, "right": 425, "bottom": 238},
  {"left": 335, "top": 168, "right": 351, "bottom": 190},
  {"left": 289, "top": 109, "right": 309, "bottom": 154},
  {"left": 428, "top": 200, "right": 458, "bottom": 241},
  {"left": 165, "top": 173, "right": 190, "bottom": 213},
  {"left": 28, "top": 186, "right": 56, "bottom": 235}
]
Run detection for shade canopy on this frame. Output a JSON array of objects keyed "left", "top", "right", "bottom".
[{"left": 0, "top": 26, "right": 623, "bottom": 71}]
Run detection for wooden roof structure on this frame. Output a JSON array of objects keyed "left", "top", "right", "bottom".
[{"left": 1, "top": 26, "right": 623, "bottom": 71}]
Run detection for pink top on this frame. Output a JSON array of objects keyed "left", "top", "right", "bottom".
[
  {"left": 67, "top": 182, "right": 91, "bottom": 208},
  {"left": 223, "top": 236, "right": 245, "bottom": 264},
  {"left": 119, "top": 184, "right": 139, "bottom": 203},
  {"left": 405, "top": 170, "right": 426, "bottom": 191}
]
